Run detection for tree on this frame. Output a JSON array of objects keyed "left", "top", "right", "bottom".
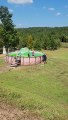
[
  {"left": 33, "top": 38, "right": 41, "bottom": 50},
  {"left": 27, "top": 34, "right": 33, "bottom": 49},
  {"left": 48, "top": 33, "right": 60, "bottom": 50},
  {"left": 0, "top": 6, "right": 19, "bottom": 53},
  {"left": 19, "top": 35, "right": 27, "bottom": 48},
  {"left": 0, "top": 24, "right": 3, "bottom": 47}
]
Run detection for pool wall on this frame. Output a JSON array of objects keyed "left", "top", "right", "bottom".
[{"left": 6, "top": 56, "right": 43, "bottom": 65}]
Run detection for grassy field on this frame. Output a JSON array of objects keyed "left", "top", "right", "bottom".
[{"left": 0, "top": 48, "right": 68, "bottom": 120}]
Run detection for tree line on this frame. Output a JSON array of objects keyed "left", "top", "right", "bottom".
[
  {"left": 0, "top": 6, "right": 68, "bottom": 53},
  {"left": 17, "top": 27, "right": 68, "bottom": 50}
]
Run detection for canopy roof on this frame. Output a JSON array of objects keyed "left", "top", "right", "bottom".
[{"left": 8, "top": 47, "right": 44, "bottom": 57}]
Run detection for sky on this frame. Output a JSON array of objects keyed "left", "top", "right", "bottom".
[{"left": 0, "top": 0, "right": 68, "bottom": 28}]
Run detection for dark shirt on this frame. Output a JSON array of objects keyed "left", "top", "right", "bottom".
[{"left": 42, "top": 54, "right": 47, "bottom": 61}]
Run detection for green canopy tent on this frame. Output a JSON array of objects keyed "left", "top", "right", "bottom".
[
  {"left": 8, "top": 47, "right": 30, "bottom": 57},
  {"left": 8, "top": 47, "right": 44, "bottom": 57},
  {"left": 17, "top": 47, "right": 30, "bottom": 57}
]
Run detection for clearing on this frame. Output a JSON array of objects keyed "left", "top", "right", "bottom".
[{"left": 0, "top": 48, "right": 68, "bottom": 120}]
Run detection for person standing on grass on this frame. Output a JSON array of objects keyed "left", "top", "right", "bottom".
[{"left": 42, "top": 54, "right": 47, "bottom": 64}]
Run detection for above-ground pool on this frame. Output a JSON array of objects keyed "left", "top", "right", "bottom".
[{"left": 6, "top": 48, "right": 45, "bottom": 66}]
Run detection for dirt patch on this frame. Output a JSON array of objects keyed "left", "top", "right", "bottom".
[
  {"left": 0, "top": 54, "right": 5, "bottom": 58},
  {"left": 0, "top": 102, "right": 45, "bottom": 120},
  {"left": 0, "top": 66, "right": 11, "bottom": 73}
]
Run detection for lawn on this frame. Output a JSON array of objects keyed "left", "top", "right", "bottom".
[{"left": 0, "top": 48, "right": 68, "bottom": 120}]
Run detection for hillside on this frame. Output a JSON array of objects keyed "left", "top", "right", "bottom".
[
  {"left": 17, "top": 27, "right": 68, "bottom": 50},
  {"left": 0, "top": 48, "right": 68, "bottom": 120}
]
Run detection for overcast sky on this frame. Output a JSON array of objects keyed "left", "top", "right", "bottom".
[{"left": 0, "top": 0, "right": 68, "bottom": 28}]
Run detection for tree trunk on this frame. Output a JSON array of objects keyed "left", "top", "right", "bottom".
[{"left": 3, "top": 46, "right": 6, "bottom": 54}]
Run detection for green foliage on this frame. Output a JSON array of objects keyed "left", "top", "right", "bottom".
[
  {"left": 17, "top": 27, "right": 68, "bottom": 50},
  {"left": 0, "top": 24, "right": 3, "bottom": 46},
  {"left": 60, "top": 36, "right": 68, "bottom": 42},
  {"left": 48, "top": 33, "right": 60, "bottom": 50},
  {"left": 27, "top": 34, "right": 33, "bottom": 49},
  {"left": 18, "top": 35, "right": 27, "bottom": 48},
  {"left": 0, "top": 6, "right": 19, "bottom": 49}
]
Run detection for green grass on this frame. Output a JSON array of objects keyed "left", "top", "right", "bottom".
[
  {"left": 61, "top": 42, "right": 68, "bottom": 48},
  {"left": 0, "top": 55, "right": 7, "bottom": 66},
  {"left": 0, "top": 48, "right": 68, "bottom": 120}
]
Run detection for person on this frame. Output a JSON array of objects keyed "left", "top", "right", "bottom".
[
  {"left": 42, "top": 54, "right": 47, "bottom": 64},
  {"left": 15, "top": 56, "right": 21, "bottom": 65},
  {"left": 32, "top": 50, "right": 34, "bottom": 56},
  {"left": 28, "top": 53, "right": 30, "bottom": 57}
]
